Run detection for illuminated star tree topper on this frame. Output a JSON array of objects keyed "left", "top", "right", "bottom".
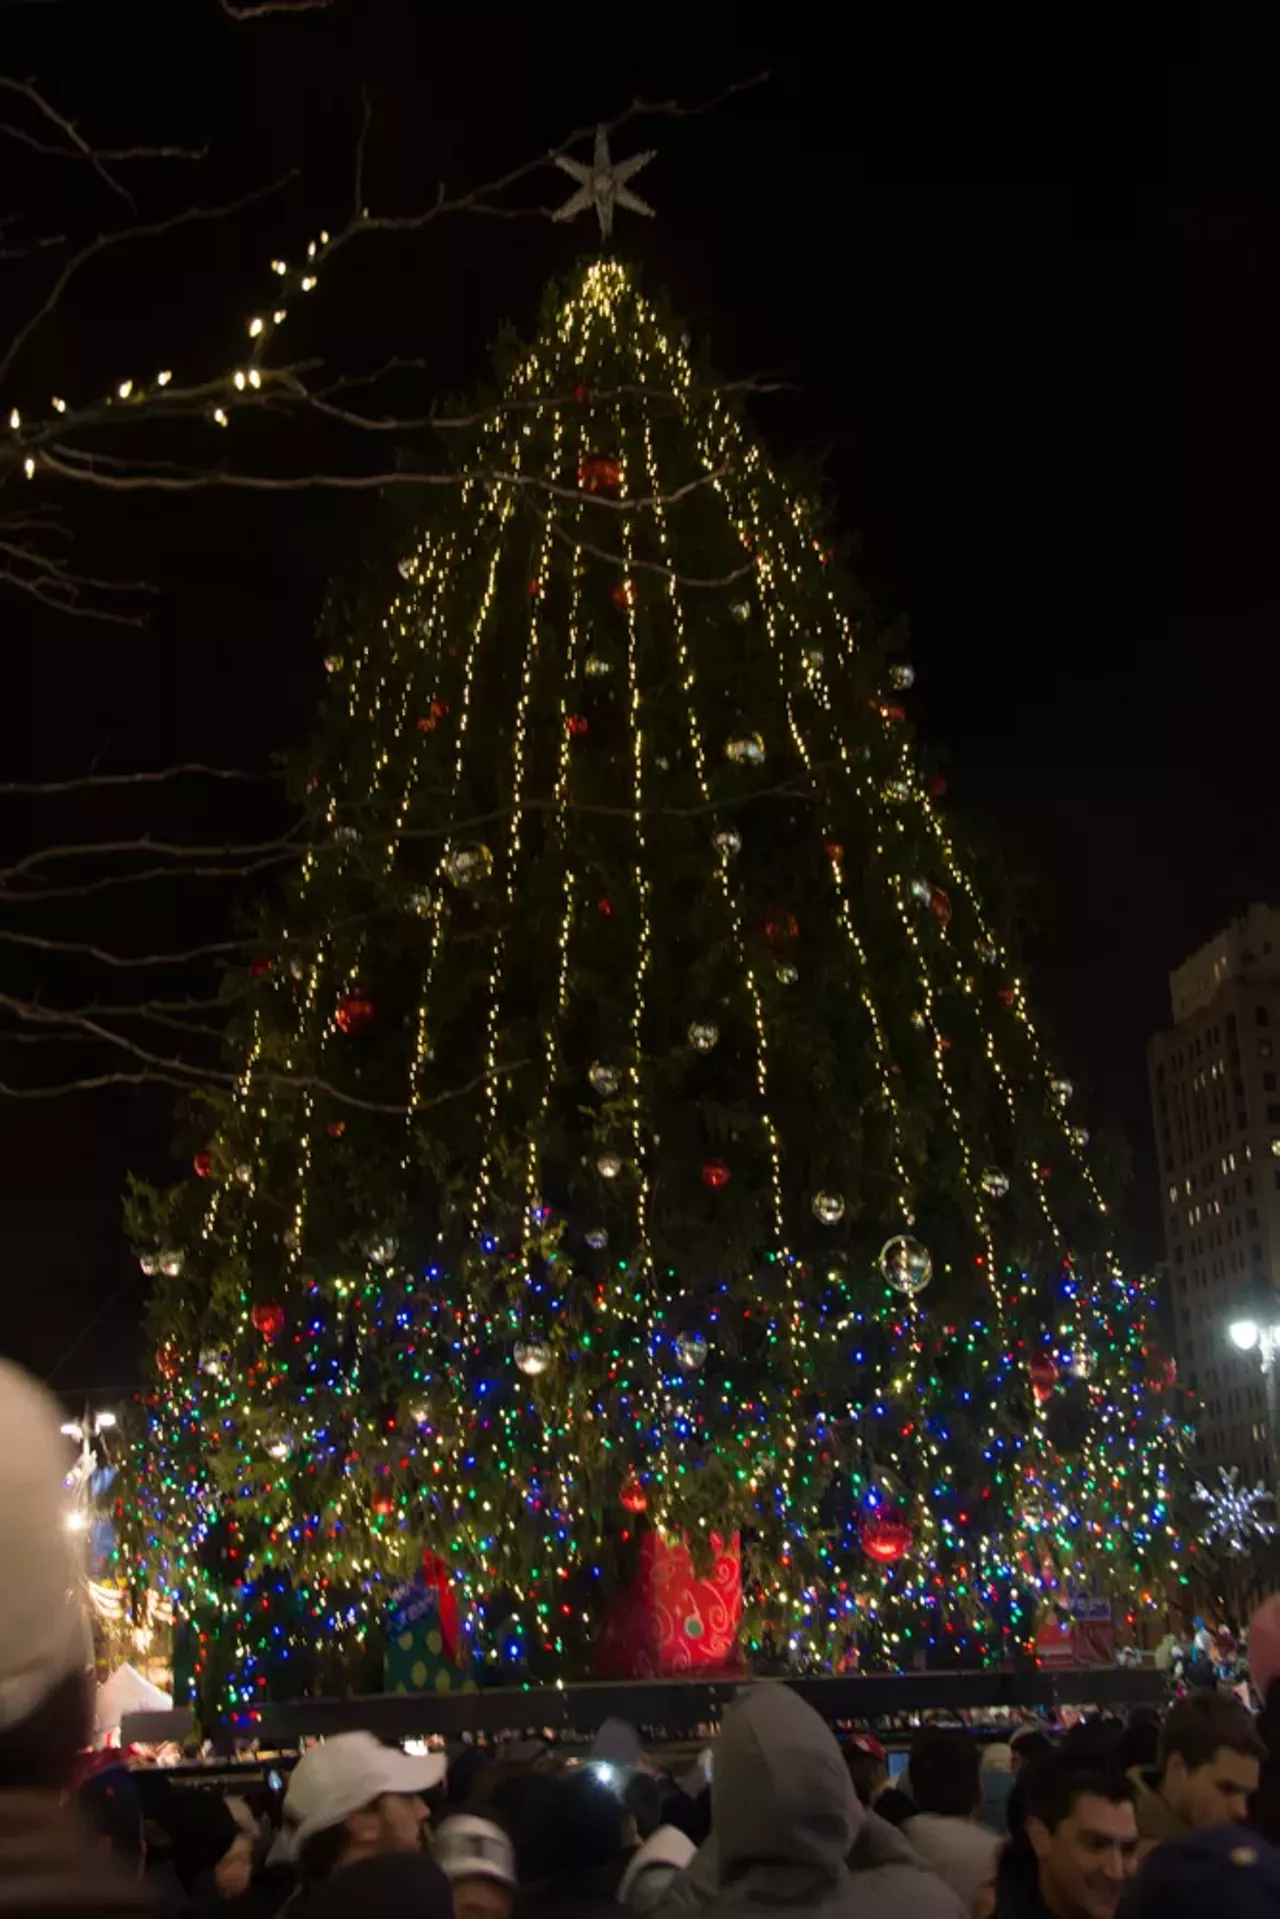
[{"left": 552, "top": 126, "right": 656, "bottom": 242}]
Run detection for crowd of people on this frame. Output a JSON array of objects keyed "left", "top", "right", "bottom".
[{"left": 10, "top": 1356, "right": 1280, "bottom": 1917}]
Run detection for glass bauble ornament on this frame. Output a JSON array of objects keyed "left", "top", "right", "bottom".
[
  {"left": 234, "top": 1162, "right": 252, "bottom": 1184},
  {"left": 589, "top": 1062, "right": 621, "bottom": 1096},
  {"left": 407, "top": 888, "right": 432, "bottom": 916},
  {"left": 909, "top": 878, "right": 933, "bottom": 905},
  {"left": 729, "top": 601, "right": 751, "bottom": 624},
  {"left": 980, "top": 1168, "right": 1010, "bottom": 1198},
  {"left": 266, "top": 1433, "right": 292, "bottom": 1462},
  {"left": 444, "top": 842, "right": 492, "bottom": 885},
  {"left": 882, "top": 779, "right": 912, "bottom": 802},
  {"left": 725, "top": 732, "right": 765, "bottom": 766},
  {"left": 323, "top": 654, "right": 340, "bottom": 674},
  {"left": 861, "top": 1507, "right": 913, "bottom": 1564},
  {"left": 332, "top": 823, "right": 358, "bottom": 845},
  {"left": 777, "top": 963, "right": 799, "bottom": 984},
  {"left": 334, "top": 989, "right": 376, "bottom": 1035},
  {"left": 812, "top": 1191, "right": 845, "bottom": 1225},
  {"left": 910, "top": 1010, "right": 927, "bottom": 1029},
  {"left": 585, "top": 1228, "right": 609, "bottom": 1250},
  {"left": 365, "top": 1235, "right": 397, "bottom": 1267},
  {"left": 1070, "top": 1125, "right": 1090, "bottom": 1148},
  {"left": 138, "top": 1252, "right": 159, "bottom": 1277},
  {"left": 889, "top": 663, "right": 916, "bottom": 689},
  {"left": 674, "top": 1331, "right": 709, "bottom": 1373},
  {"left": 199, "top": 1349, "right": 224, "bottom": 1377},
  {"left": 1050, "top": 1076, "right": 1073, "bottom": 1105},
  {"left": 251, "top": 1301, "right": 285, "bottom": 1342},
  {"left": 584, "top": 654, "right": 612, "bottom": 678},
  {"left": 1070, "top": 1345, "right": 1096, "bottom": 1380},
  {"left": 878, "top": 1234, "right": 932, "bottom": 1295},
  {"left": 597, "top": 1153, "right": 622, "bottom": 1180},
  {"left": 713, "top": 827, "right": 741, "bottom": 856},
  {"left": 515, "top": 1339, "right": 553, "bottom": 1377},
  {"left": 158, "top": 1250, "right": 183, "bottom": 1278},
  {"left": 688, "top": 1021, "right": 719, "bottom": 1053},
  {"left": 1028, "top": 1352, "right": 1060, "bottom": 1403}
]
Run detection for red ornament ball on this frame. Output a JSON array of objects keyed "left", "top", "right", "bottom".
[
  {"left": 930, "top": 887, "right": 953, "bottom": 927},
  {"left": 372, "top": 1497, "right": 395, "bottom": 1517},
  {"left": 192, "top": 1150, "right": 213, "bottom": 1178},
  {"left": 566, "top": 713, "right": 589, "bottom": 737},
  {"left": 578, "top": 453, "right": 621, "bottom": 494},
  {"left": 998, "top": 987, "right": 1017, "bottom": 1006},
  {"left": 763, "top": 911, "right": 800, "bottom": 947},
  {"left": 334, "top": 989, "right": 376, "bottom": 1036},
  {"left": 249, "top": 958, "right": 274, "bottom": 979},
  {"left": 702, "top": 1159, "right": 731, "bottom": 1190},
  {"left": 823, "top": 842, "right": 844, "bottom": 861},
  {"left": 573, "top": 383, "right": 588, "bottom": 403},
  {"left": 528, "top": 577, "right": 542, "bottom": 598},
  {"left": 928, "top": 775, "right": 948, "bottom": 797},
  {"left": 620, "top": 1475, "right": 648, "bottom": 1514},
  {"left": 1028, "top": 1351, "right": 1060, "bottom": 1404},
  {"left": 611, "top": 579, "right": 635, "bottom": 610},
  {"left": 861, "top": 1508, "right": 912, "bottom": 1565},
  {"left": 251, "top": 1302, "right": 286, "bottom": 1343},
  {"left": 598, "top": 896, "right": 613, "bottom": 917},
  {"left": 327, "top": 1119, "right": 347, "bottom": 1138}
]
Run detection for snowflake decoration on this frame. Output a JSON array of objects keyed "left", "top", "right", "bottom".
[{"left": 1194, "top": 1465, "right": 1277, "bottom": 1553}]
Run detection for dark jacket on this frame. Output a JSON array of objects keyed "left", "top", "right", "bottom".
[
  {"left": 0, "top": 1792, "right": 154, "bottom": 1919},
  {"left": 1250, "top": 1676, "right": 1280, "bottom": 1844},
  {"left": 284, "top": 1854, "right": 450, "bottom": 1919},
  {"left": 521, "top": 1857, "right": 627, "bottom": 1919},
  {"left": 993, "top": 1837, "right": 1050, "bottom": 1919}
]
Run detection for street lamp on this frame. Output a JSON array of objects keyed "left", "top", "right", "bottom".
[{"left": 1230, "top": 1317, "right": 1261, "bottom": 1353}]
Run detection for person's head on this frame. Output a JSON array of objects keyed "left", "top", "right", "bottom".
[
  {"left": 0, "top": 1364, "right": 92, "bottom": 1791},
  {"left": 433, "top": 1811, "right": 516, "bottom": 1919},
  {"left": 78, "top": 1765, "right": 146, "bottom": 1876},
  {"left": 285, "top": 1731, "right": 445, "bottom": 1882},
  {"left": 1119, "top": 1706, "right": 1162, "bottom": 1776},
  {"left": 909, "top": 1725, "right": 981, "bottom": 1819},
  {"left": 1010, "top": 1725, "right": 1054, "bottom": 1776},
  {"left": 623, "top": 1771, "right": 663, "bottom": 1842},
  {"left": 1127, "top": 1824, "right": 1280, "bottom": 1919},
  {"left": 842, "top": 1735, "right": 887, "bottom": 1806},
  {"left": 550, "top": 1765, "right": 630, "bottom": 1870},
  {"left": 1157, "top": 1694, "right": 1264, "bottom": 1831},
  {"left": 1023, "top": 1755, "right": 1139, "bottom": 1919}
]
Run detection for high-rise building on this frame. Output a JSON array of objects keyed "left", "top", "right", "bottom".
[{"left": 1148, "top": 903, "right": 1280, "bottom": 1482}]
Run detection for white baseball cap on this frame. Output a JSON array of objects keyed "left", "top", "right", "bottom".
[
  {"left": 433, "top": 1813, "right": 517, "bottom": 1888},
  {"left": 284, "top": 1731, "right": 446, "bottom": 1850}
]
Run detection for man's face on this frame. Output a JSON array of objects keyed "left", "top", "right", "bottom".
[
  {"left": 370, "top": 1791, "right": 428, "bottom": 1853},
  {"left": 1028, "top": 1792, "right": 1138, "bottom": 1919},
  {"left": 1163, "top": 1747, "right": 1260, "bottom": 1830},
  {"left": 451, "top": 1876, "right": 514, "bottom": 1919}
]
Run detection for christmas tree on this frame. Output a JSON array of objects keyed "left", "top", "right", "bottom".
[{"left": 129, "top": 244, "right": 1188, "bottom": 1713}]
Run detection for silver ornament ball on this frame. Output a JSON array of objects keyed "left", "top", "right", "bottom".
[{"left": 879, "top": 1234, "right": 933, "bottom": 1295}]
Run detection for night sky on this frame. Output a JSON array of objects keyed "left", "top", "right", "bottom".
[{"left": 1, "top": 11, "right": 1275, "bottom": 1399}]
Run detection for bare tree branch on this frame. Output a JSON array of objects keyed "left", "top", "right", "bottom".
[
  {"left": 0, "top": 765, "right": 258, "bottom": 796},
  {"left": 218, "top": 0, "right": 335, "bottom": 15},
  {"left": 0, "top": 168, "right": 300, "bottom": 389}
]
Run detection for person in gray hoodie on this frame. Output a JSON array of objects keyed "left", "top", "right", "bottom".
[{"left": 651, "top": 1685, "right": 965, "bottom": 1919}]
